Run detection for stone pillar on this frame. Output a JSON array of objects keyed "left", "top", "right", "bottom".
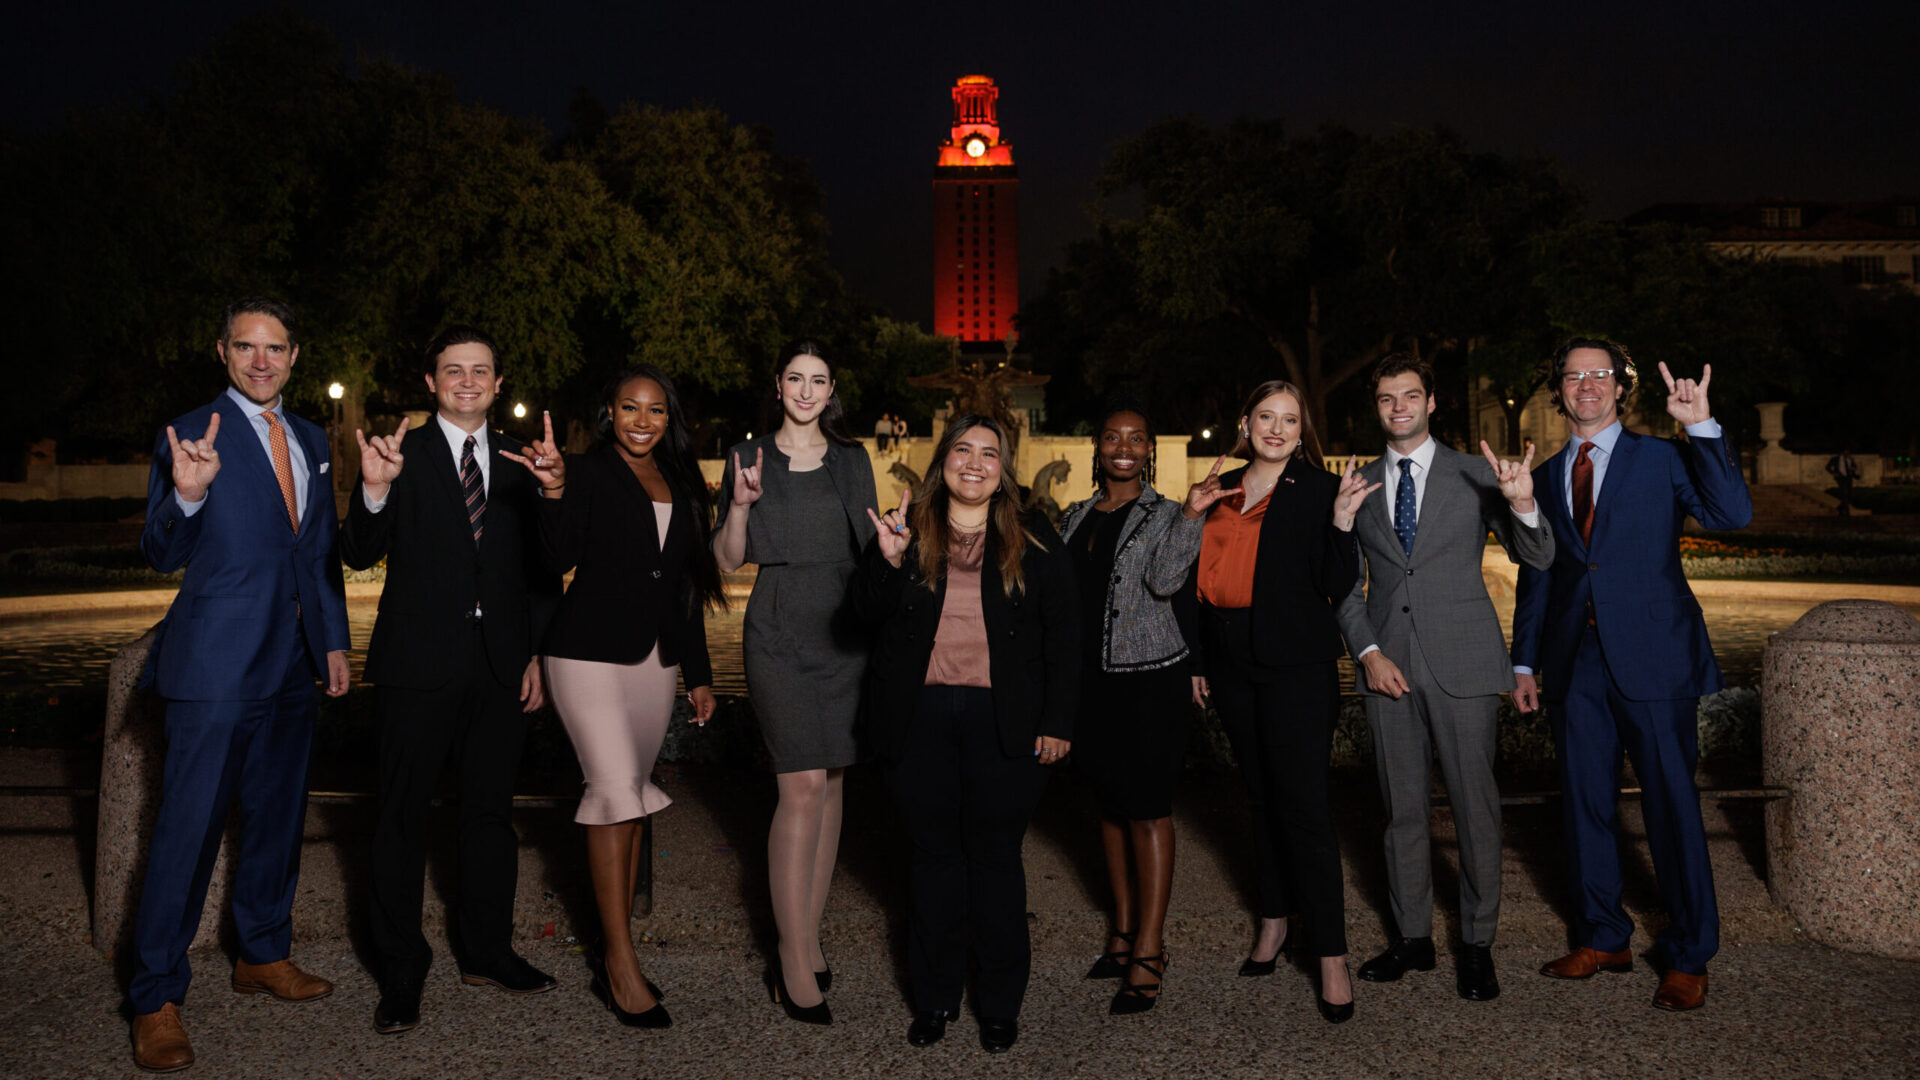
[
  {"left": 94, "top": 627, "right": 238, "bottom": 955},
  {"left": 1762, "top": 600, "right": 1920, "bottom": 960},
  {"left": 1755, "top": 401, "right": 1797, "bottom": 484}
]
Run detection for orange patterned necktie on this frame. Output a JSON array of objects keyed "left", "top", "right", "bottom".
[{"left": 262, "top": 410, "right": 300, "bottom": 532}]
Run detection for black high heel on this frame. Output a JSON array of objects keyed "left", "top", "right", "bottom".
[
  {"left": 814, "top": 965, "right": 833, "bottom": 994},
  {"left": 1316, "top": 961, "right": 1355, "bottom": 1024},
  {"left": 1086, "top": 929, "right": 1137, "bottom": 979},
  {"left": 586, "top": 937, "right": 666, "bottom": 1001},
  {"left": 1110, "top": 951, "right": 1167, "bottom": 1015},
  {"left": 590, "top": 970, "right": 671, "bottom": 1029},
  {"left": 767, "top": 961, "right": 832, "bottom": 1025},
  {"left": 1239, "top": 930, "right": 1290, "bottom": 976}
]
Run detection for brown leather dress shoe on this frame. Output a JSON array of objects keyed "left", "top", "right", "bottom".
[
  {"left": 232, "top": 958, "right": 334, "bottom": 1002},
  {"left": 1653, "top": 970, "right": 1708, "bottom": 1011},
  {"left": 1539, "top": 946, "right": 1634, "bottom": 980},
  {"left": 131, "top": 1002, "right": 194, "bottom": 1073}
]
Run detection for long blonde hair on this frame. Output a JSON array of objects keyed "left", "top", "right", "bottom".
[
  {"left": 1230, "top": 378, "right": 1325, "bottom": 470},
  {"left": 910, "top": 415, "right": 1046, "bottom": 597}
]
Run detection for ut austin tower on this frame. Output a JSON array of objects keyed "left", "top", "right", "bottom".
[{"left": 933, "top": 75, "right": 1018, "bottom": 343}]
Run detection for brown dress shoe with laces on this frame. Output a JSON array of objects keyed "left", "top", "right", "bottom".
[
  {"left": 232, "top": 958, "right": 334, "bottom": 1002},
  {"left": 1539, "top": 947, "right": 1634, "bottom": 979},
  {"left": 131, "top": 1002, "right": 194, "bottom": 1073},
  {"left": 1653, "top": 970, "right": 1708, "bottom": 1011}
]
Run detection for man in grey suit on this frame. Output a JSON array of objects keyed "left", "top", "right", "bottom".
[{"left": 1336, "top": 353, "right": 1554, "bottom": 1001}]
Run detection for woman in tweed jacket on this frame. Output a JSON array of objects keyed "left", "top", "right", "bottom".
[{"left": 1058, "top": 400, "right": 1211, "bottom": 1014}]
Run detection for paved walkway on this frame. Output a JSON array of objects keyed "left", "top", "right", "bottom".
[{"left": 2, "top": 748, "right": 1915, "bottom": 1079}]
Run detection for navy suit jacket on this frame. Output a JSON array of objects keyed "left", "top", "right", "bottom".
[
  {"left": 141, "top": 394, "right": 350, "bottom": 701},
  {"left": 1511, "top": 428, "right": 1751, "bottom": 703}
]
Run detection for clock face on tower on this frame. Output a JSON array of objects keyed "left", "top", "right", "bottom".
[{"left": 964, "top": 136, "right": 987, "bottom": 159}]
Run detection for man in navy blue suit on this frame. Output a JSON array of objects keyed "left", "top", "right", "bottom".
[
  {"left": 129, "top": 297, "right": 351, "bottom": 1072},
  {"left": 1511, "top": 337, "right": 1751, "bottom": 1013}
]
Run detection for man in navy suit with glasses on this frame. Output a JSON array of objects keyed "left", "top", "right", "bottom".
[{"left": 1512, "top": 337, "right": 1751, "bottom": 1014}]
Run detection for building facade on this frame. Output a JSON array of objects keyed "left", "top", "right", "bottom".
[{"left": 933, "top": 75, "right": 1020, "bottom": 344}]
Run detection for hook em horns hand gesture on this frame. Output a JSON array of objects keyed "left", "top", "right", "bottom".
[
  {"left": 355, "top": 416, "right": 410, "bottom": 501},
  {"left": 166, "top": 412, "right": 223, "bottom": 503},
  {"left": 865, "top": 486, "right": 914, "bottom": 568},
  {"left": 731, "top": 447, "right": 765, "bottom": 508},
  {"left": 1182, "top": 455, "right": 1243, "bottom": 520},
  {"left": 1478, "top": 439, "right": 1537, "bottom": 513},
  {"left": 499, "top": 411, "right": 567, "bottom": 494},
  {"left": 1660, "top": 361, "right": 1713, "bottom": 428},
  {"left": 1332, "top": 459, "right": 1383, "bottom": 532}
]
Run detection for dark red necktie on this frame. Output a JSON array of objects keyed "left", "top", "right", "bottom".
[{"left": 1572, "top": 441, "right": 1595, "bottom": 544}]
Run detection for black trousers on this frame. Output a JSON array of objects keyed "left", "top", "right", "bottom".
[
  {"left": 1202, "top": 606, "right": 1347, "bottom": 958},
  {"left": 368, "top": 626, "right": 529, "bottom": 983},
  {"left": 882, "top": 685, "right": 1052, "bottom": 1019}
]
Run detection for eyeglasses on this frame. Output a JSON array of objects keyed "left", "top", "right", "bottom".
[{"left": 1561, "top": 369, "right": 1615, "bottom": 384}]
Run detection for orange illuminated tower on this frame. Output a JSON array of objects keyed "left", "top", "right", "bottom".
[{"left": 933, "top": 75, "right": 1018, "bottom": 343}]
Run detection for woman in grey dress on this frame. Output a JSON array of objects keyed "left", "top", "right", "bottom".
[{"left": 713, "top": 340, "right": 876, "bottom": 1023}]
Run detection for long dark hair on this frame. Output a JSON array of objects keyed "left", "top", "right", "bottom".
[
  {"left": 1230, "top": 378, "right": 1325, "bottom": 471},
  {"left": 1090, "top": 394, "right": 1158, "bottom": 491},
  {"left": 763, "top": 338, "right": 858, "bottom": 447},
  {"left": 909, "top": 414, "right": 1046, "bottom": 597},
  {"left": 597, "top": 363, "right": 727, "bottom": 613}
]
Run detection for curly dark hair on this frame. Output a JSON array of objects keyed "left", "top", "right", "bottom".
[{"left": 1546, "top": 337, "right": 1636, "bottom": 418}]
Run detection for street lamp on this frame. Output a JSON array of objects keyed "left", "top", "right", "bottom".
[
  {"left": 1201, "top": 427, "right": 1213, "bottom": 440},
  {"left": 327, "top": 382, "right": 344, "bottom": 401},
  {"left": 512, "top": 402, "right": 528, "bottom": 419}
]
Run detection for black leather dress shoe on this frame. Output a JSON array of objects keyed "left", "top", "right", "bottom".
[
  {"left": 1457, "top": 945, "right": 1500, "bottom": 1000},
  {"left": 1357, "top": 936, "right": 1437, "bottom": 983},
  {"left": 907, "top": 1009, "right": 958, "bottom": 1047},
  {"left": 460, "top": 954, "right": 558, "bottom": 995},
  {"left": 373, "top": 976, "right": 423, "bottom": 1034},
  {"left": 979, "top": 1016, "right": 1018, "bottom": 1053}
]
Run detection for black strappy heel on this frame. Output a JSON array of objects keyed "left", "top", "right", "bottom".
[
  {"left": 1110, "top": 952, "right": 1167, "bottom": 1015},
  {"left": 1085, "top": 930, "right": 1137, "bottom": 980}
]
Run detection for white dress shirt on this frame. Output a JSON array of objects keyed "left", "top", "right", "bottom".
[{"left": 178, "top": 387, "right": 311, "bottom": 517}]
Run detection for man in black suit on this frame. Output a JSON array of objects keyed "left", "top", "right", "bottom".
[{"left": 341, "top": 326, "right": 559, "bottom": 1034}]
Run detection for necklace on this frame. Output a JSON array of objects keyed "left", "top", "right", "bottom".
[{"left": 950, "top": 519, "right": 987, "bottom": 550}]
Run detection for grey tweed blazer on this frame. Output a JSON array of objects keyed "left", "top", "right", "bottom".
[
  {"left": 1335, "top": 442, "right": 1554, "bottom": 698},
  {"left": 1059, "top": 482, "right": 1204, "bottom": 672}
]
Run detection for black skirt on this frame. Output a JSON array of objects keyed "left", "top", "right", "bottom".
[{"left": 1074, "top": 664, "right": 1193, "bottom": 820}]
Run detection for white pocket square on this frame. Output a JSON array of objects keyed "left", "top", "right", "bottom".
[{"left": 319, "top": 462, "right": 330, "bottom": 474}]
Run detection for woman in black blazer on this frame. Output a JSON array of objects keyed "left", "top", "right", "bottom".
[
  {"left": 505, "top": 364, "right": 725, "bottom": 1030},
  {"left": 851, "top": 414, "right": 1079, "bottom": 1054},
  {"left": 1189, "top": 379, "right": 1378, "bottom": 1023}
]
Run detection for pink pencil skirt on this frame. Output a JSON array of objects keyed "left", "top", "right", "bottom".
[{"left": 546, "top": 648, "right": 678, "bottom": 825}]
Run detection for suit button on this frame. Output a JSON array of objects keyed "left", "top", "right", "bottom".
[
  {"left": 1110, "top": 608, "right": 1120, "bottom": 619},
  {"left": 1588, "top": 563, "right": 1598, "bottom": 570},
  {"left": 1402, "top": 606, "right": 1410, "bottom": 613},
  {"left": 652, "top": 569, "right": 662, "bottom": 578},
  {"left": 1405, "top": 568, "right": 1414, "bottom": 576}
]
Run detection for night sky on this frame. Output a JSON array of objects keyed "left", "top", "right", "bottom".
[{"left": 10, "top": 1, "right": 1915, "bottom": 327}]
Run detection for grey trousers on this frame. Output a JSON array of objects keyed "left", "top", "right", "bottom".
[{"left": 1363, "top": 631, "right": 1503, "bottom": 947}]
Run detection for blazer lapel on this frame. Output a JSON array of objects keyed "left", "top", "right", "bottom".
[
  {"left": 1362, "top": 456, "right": 1399, "bottom": 563},
  {"left": 1590, "top": 431, "right": 1638, "bottom": 553},
  {"left": 211, "top": 396, "right": 281, "bottom": 521},
  {"left": 296, "top": 418, "right": 332, "bottom": 537},
  {"left": 1548, "top": 442, "right": 1586, "bottom": 558},
  {"left": 604, "top": 446, "right": 667, "bottom": 560}
]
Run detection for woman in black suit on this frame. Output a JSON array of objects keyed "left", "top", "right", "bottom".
[
  {"left": 1189, "top": 379, "right": 1378, "bottom": 1023},
  {"left": 505, "top": 365, "right": 725, "bottom": 1030},
  {"left": 851, "top": 414, "right": 1079, "bottom": 1054}
]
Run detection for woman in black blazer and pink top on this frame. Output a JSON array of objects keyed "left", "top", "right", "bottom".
[
  {"left": 851, "top": 414, "right": 1079, "bottom": 1053},
  {"left": 1188, "top": 379, "right": 1378, "bottom": 1023},
  {"left": 505, "top": 364, "right": 725, "bottom": 1030}
]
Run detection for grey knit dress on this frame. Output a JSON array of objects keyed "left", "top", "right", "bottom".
[{"left": 742, "top": 465, "right": 865, "bottom": 772}]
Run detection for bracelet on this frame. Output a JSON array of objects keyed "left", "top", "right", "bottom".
[{"left": 542, "top": 482, "right": 566, "bottom": 492}]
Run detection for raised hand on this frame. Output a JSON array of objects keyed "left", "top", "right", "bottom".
[
  {"left": 356, "top": 416, "right": 410, "bottom": 498},
  {"left": 500, "top": 410, "right": 567, "bottom": 494},
  {"left": 731, "top": 447, "right": 765, "bottom": 507},
  {"left": 1182, "top": 455, "right": 1243, "bottom": 520},
  {"left": 865, "top": 486, "right": 914, "bottom": 567},
  {"left": 1332, "top": 458, "right": 1383, "bottom": 531},
  {"left": 1660, "top": 361, "right": 1713, "bottom": 428},
  {"left": 166, "top": 411, "right": 223, "bottom": 503},
  {"left": 1479, "top": 439, "right": 1537, "bottom": 513}
]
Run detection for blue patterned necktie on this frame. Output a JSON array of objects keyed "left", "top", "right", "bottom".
[{"left": 1394, "top": 457, "right": 1417, "bottom": 555}]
